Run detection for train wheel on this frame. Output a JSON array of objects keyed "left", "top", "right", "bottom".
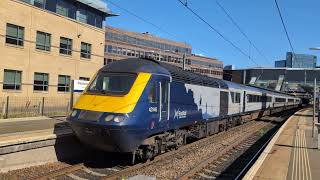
[{"left": 141, "top": 145, "right": 155, "bottom": 162}]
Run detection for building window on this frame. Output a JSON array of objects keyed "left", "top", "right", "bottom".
[
  {"left": 78, "top": 7, "right": 87, "bottom": 23},
  {"left": 36, "top": 31, "right": 51, "bottom": 51},
  {"left": 56, "top": 0, "right": 76, "bottom": 19},
  {"left": 60, "top": 37, "right": 72, "bottom": 55},
  {"left": 107, "top": 45, "right": 112, "bottom": 53},
  {"left": 6, "top": 23, "right": 24, "bottom": 46},
  {"left": 81, "top": 42, "right": 91, "bottom": 59},
  {"left": 79, "top": 77, "right": 90, "bottom": 81},
  {"left": 58, "top": 75, "right": 70, "bottom": 92},
  {"left": 34, "top": 0, "right": 45, "bottom": 8},
  {"left": 34, "top": 72, "right": 49, "bottom": 91},
  {"left": 3, "top": 70, "right": 22, "bottom": 90},
  {"left": 45, "top": 0, "right": 56, "bottom": 12},
  {"left": 21, "top": 0, "right": 32, "bottom": 3},
  {"left": 56, "top": 1, "right": 68, "bottom": 16}
]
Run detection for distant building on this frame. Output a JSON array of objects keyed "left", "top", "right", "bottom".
[
  {"left": 224, "top": 65, "right": 235, "bottom": 70},
  {"left": 224, "top": 67, "right": 320, "bottom": 96},
  {"left": 275, "top": 52, "right": 317, "bottom": 68},
  {"left": 275, "top": 60, "right": 286, "bottom": 67},
  {"left": 286, "top": 52, "right": 317, "bottom": 68},
  {"left": 105, "top": 26, "right": 223, "bottom": 79}
]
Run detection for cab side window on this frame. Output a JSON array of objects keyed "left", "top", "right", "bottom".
[
  {"left": 148, "top": 82, "right": 157, "bottom": 103},
  {"left": 161, "top": 82, "right": 169, "bottom": 104}
]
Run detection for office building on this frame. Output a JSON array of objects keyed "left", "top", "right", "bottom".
[
  {"left": 286, "top": 52, "right": 317, "bottom": 68},
  {"left": 224, "top": 65, "right": 235, "bottom": 70},
  {"left": 275, "top": 52, "right": 317, "bottom": 68},
  {"left": 274, "top": 60, "right": 286, "bottom": 67},
  {"left": 0, "top": 0, "right": 114, "bottom": 98},
  {"left": 105, "top": 26, "right": 223, "bottom": 79}
]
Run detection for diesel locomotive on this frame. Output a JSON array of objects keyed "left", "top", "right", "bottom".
[{"left": 67, "top": 58, "right": 301, "bottom": 160}]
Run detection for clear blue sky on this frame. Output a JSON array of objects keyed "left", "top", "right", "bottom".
[{"left": 104, "top": 0, "right": 319, "bottom": 68}]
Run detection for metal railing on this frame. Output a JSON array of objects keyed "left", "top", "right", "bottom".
[{"left": 0, "top": 96, "right": 74, "bottom": 119}]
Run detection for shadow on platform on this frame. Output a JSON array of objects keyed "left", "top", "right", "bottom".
[{"left": 52, "top": 123, "right": 133, "bottom": 171}]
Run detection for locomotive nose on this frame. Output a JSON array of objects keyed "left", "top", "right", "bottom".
[{"left": 68, "top": 109, "right": 130, "bottom": 125}]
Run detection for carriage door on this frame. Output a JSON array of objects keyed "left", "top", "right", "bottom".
[
  {"left": 159, "top": 81, "right": 170, "bottom": 125},
  {"left": 219, "top": 91, "right": 228, "bottom": 116},
  {"left": 243, "top": 91, "right": 246, "bottom": 112}
]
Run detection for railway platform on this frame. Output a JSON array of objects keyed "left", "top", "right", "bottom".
[
  {"left": 0, "top": 116, "right": 77, "bottom": 172},
  {"left": 0, "top": 116, "right": 70, "bottom": 148},
  {"left": 244, "top": 108, "right": 320, "bottom": 180}
]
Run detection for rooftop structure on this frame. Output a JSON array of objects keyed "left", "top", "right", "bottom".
[{"left": 224, "top": 67, "right": 320, "bottom": 96}]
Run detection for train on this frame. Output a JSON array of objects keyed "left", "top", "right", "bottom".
[{"left": 67, "top": 58, "right": 301, "bottom": 161}]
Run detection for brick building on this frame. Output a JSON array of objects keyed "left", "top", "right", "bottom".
[{"left": 105, "top": 26, "right": 223, "bottom": 79}]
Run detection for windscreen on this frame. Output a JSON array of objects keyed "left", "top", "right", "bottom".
[{"left": 87, "top": 73, "right": 137, "bottom": 95}]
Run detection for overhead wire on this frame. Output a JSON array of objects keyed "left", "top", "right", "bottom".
[
  {"left": 105, "top": 0, "right": 212, "bottom": 55},
  {"left": 106, "top": 0, "right": 288, "bottom": 91},
  {"left": 105, "top": 0, "right": 219, "bottom": 66},
  {"left": 215, "top": 0, "right": 285, "bottom": 84},
  {"left": 105, "top": 0, "right": 176, "bottom": 41},
  {"left": 273, "top": 0, "right": 299, "bottom": 94},
  {"left": 215, "top": 0, "right": 273, "bottom": 66},
  {"left": 274, "top": 0, "right": 295, "bottom": 54},
  {"left": 178, "top": 0, "right": 292, "bottom": 91},
  {"left": 177, "top": 0, "right": 259, "bottom": 67}
]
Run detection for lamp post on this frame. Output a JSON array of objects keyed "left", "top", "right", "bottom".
[
  {"left": 310, "top": 47, "right": 320, "bottom": 51},
  {"left": 310, "top": 47, "right": 320, "bottom": 147}
]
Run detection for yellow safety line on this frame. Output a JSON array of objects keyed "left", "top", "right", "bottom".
[
  {"left": 304, "top": 129, "right": 312, "bottom": 180},
  {"left": 292, "top": 117, "right": 313, "bottom": 180},
  {"left": 292, "top": 128, "right": 296, "bottom": 180}
]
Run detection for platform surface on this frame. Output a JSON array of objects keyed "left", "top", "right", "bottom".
[
  {"left": 245, "top": 108, "right": 320, "bottom": 180},
  {"left": 0, "top": 116, "right": 69, "bottom": 147}
]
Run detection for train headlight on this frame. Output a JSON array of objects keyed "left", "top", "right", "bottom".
[
  {"left": 71, "top": 110, "right": 78, "bottom": 117},
  {"left": 114, "top": 115, "right": 125, "bottom": 123},
  {"left": 104, "top": 115, "right": 114, "bottom": 122}
]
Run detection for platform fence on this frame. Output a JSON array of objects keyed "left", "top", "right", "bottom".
[{"left": 0, "top": 96, "right": 78, "bottom": 119}]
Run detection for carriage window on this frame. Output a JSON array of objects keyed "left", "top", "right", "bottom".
[
  {"left": 247, "top": 94, "right": 263, "bottom": 103},
  {"left": 275, "top": 98, "right": 286, "bottom": 102},
  {"left": 235, "top": 93, "right": 240, "bottom": 103},
  {"left": 230, "top": 92, "right": 235, "bottom": 103},
  {"left": 148, "top": 82, "right": 157, "bottom": 103},
  {"left": 267, "top": 96, "right": 272, "bottom": 102}
]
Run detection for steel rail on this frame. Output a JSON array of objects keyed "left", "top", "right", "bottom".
[
  {"left": 177, "top": 122, "right": 267, "bottom": 180},
  {"left": 31, "top": 163, "right": 85, "bottom": 180}
]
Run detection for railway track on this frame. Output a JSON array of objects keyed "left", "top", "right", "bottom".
[
  {"left": 178, "top": 113, "right": 292, "bottom": 180},
  {"left": 27, "top": 111, "right": 294, "bottom": 180}
]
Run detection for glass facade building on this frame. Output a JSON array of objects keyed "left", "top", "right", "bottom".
[
  {"left": 274, "top": 52, "right": 317, "bottom": 68},
  {"left": 20, "top": 0, "right": 114, "bottom": 28},
  {"left": 286, "top": 52, "right": 317, "bottom": 68},
  {"left": 106, "top": 32, "right": 192, "bottom": 54},
  {"left": 274, "top": 60, "right": 286, "bottom": 67}
]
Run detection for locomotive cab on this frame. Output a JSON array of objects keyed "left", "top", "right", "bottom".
[{"left": 67, "top": 58, "right": 172, "bottom": 153}]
